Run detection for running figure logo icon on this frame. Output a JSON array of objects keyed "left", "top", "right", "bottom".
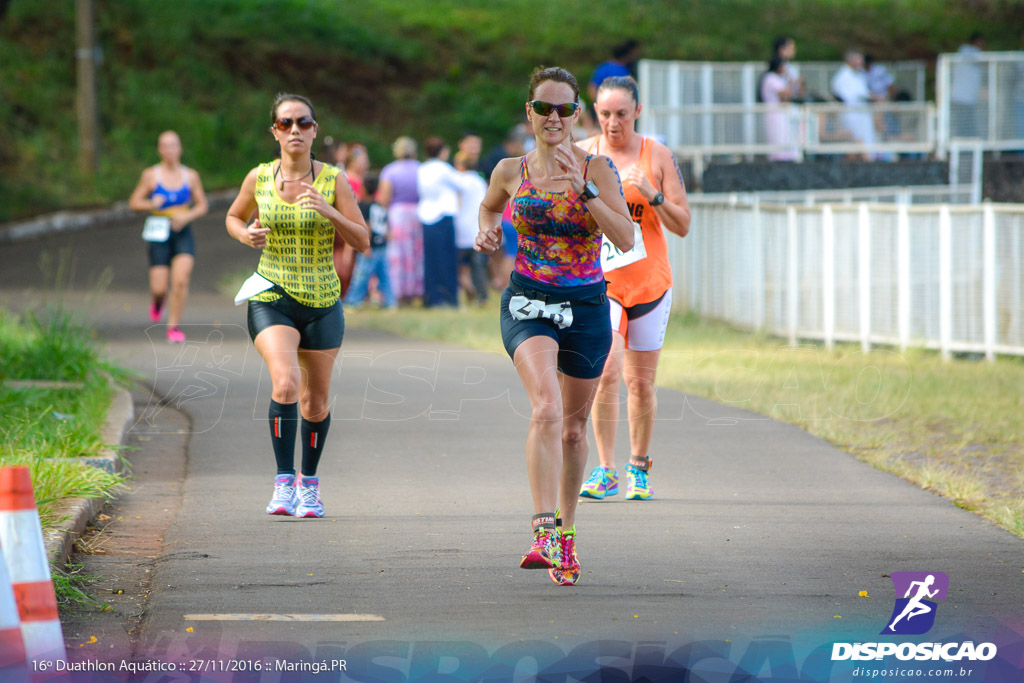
[{"left": 881, "top": 571, "right": 949, "bottom": 635}]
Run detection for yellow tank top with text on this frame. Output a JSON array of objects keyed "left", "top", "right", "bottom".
[{"left": 251, "top": 161, "right": 340, "bottom": 308}]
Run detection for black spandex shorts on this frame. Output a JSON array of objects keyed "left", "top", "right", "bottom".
[
  {"left": 148, "top": 224, "right": 195, "bottom": 267},
  {"left": 247, "top": 293, "right": 345, "bottom": 350},
  {"left": 499, "top": 274, "right": 611, "bottom": 380}
]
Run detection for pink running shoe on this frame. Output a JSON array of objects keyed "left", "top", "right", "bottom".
[
  {"left": 149, "top": 298, "right": 165, "bottom": 323},
  {"left": 166, "top": 327, "right": 186, "bottom": 343},
  {"left": 549, "top": 527, "right": 580, "bottom": 586}
]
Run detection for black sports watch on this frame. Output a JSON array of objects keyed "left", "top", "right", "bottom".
[
  {"left": 650, "top": 191, "right": 666, "bottom": 207},
  {"left": 580, "top": 181, "right": 600, "bottom": 202}
]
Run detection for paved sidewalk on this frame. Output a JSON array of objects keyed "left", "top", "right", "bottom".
[{"left": 2, "top": 212, "right": 1021, "bottom": 680}]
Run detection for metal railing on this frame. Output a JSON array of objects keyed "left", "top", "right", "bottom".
[
  {"left": 936, "top": 51, "right": 1024, "bottom": 157},
  {"left": 638, "top": 59, "right": 928, "bottom": 107},
  {"left": 668, "top": 200, "right": 1024, "bottom": 359},
  {"left": 694, "top": 185, "right": 975, "bottom": 206},
  {"left": 640, "top": 102, "right": 936, "bottom": 163}
]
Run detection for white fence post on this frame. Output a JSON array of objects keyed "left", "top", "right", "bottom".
[
  {"left": 859, "top": 204, "right": 872, "bottom": 352},
  {"left": 939, "top": 206, "right": 953, "bottom": 360},
  {"left": 787, "top": 206, "right": 798, "bottom": 346},
  {"left": 753, "top": 197, "right": 765, "bottom": 330},
  {"left": 983, "top": 203, "right": 996, "bottom": 361},
  {"left": 822, "top": 205, "right": 835, "bottom": 350},
  {"left": 897, "top": 203, "right": 911, "bottom": 350}
]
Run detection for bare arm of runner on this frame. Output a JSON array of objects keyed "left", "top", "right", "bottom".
[{"left": 225, "top": 168, "right": 270, "bottom": 249}]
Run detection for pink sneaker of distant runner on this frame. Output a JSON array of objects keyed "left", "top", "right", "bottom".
[
  {"left": 166, "top": 327, "right": 186, "bottom": 343},
  {"left": 149, "top": 299, "right": 165, "bottom": 323}
]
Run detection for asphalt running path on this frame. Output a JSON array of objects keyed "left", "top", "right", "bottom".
[{"left": 1, "top": 213, "right": 1022, "bottom": 672}]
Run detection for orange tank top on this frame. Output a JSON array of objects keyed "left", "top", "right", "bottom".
[{"left": 589, "top": 137, "right": 672, "bottom": 307}]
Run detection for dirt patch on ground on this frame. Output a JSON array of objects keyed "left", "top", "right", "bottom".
[{"left": 57, "top": 386, "right": 188, "bottom": 660}]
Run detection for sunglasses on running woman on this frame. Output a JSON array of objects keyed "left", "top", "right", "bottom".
[
  {"left": 272, "top": 116, "right": 316, "bottom": 132},
  {"left": 529, "top": 101, "right": 580, "bottom": 117}
]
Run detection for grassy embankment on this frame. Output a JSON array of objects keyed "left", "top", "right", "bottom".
[
  {"left": 3, "top": 0, "right": 1024, "bottom": 221},
  {"left": 349, "top": 304, "right": 1024, "bottom": 538},
  {"left": 0, "top": 309, "right": 124, "bottom": 531}
]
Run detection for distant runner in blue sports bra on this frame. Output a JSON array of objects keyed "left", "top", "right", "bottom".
[{"left": 129, "top": 130, "right": 209, "bottom": 343}]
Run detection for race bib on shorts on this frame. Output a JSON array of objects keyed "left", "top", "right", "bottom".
[
  {"left": 601, "top": 221, "right": 647, "bottom": 272},
  {"left": 142, "top": 216, "right": 171, "bottom": 242},
  {"left": 508, "top": 295, "right": 574, "bottom": 329}
]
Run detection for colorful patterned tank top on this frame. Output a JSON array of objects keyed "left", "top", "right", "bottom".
[
  {"left": 511, "top": 155, "right": 602, "bottom": 287},
  {"left": 251, "top": 161, "right": 341, "bottom": 308}
]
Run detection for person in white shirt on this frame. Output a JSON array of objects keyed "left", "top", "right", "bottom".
[
  {"left": 453, "top": 151, "right": 490, "bottom": 305},
  {"left": 417, "top": 137, "right": 468, "bottom": 307},
  {"left": 831, "top": 50, "right": 875, "bottom": 159},
  {"left": 950, "top": 32, "right": 985, "bottom": 138}
]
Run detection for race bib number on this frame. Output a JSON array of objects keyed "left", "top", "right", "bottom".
[
  {"left": 508, "top": 295, "right": 573, "bottom": 329},
  {"left": 601, "top": 221, "right": 646, "bottom": 272},
  {"left": 141, "top": 216, "right": 171, "bottom": 242}
]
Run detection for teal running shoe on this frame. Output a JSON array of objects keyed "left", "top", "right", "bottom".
[
  {"left": 625, "top": 458, "right": 653, "bottom": 500},
  {"left": 579, "top": 466, "right": 619, "bottom": 500}
]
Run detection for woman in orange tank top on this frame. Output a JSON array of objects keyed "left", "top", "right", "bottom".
[{"left": 577, "top": 76, "right": 691, "bottom": 502}]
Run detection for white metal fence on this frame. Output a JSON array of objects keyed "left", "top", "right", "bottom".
[
  {"left": 640, "top": 101, "right": 935, "bottom": 161},
  {"left": 937, "top": 51, "right": 1024, "bottom": 157},
  {"left": 638, "top": 59, "right": 928, "bottom": 107},
  {"left": 668, "top": 200, "right": 1024, "bottom": 359},
  {"left": 641, "top": 53, "right": 1024, "bottom": 163}
]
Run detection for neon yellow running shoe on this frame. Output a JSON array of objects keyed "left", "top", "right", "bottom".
[{"left": 625, "top": 457, "right": 653, "bottom": 500}]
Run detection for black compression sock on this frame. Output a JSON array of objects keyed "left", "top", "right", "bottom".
[
  {"left": 269, "top": 400, "right": 298, "bottom": 475},
  {"left": 300, "top": 413, "right": 331, "bottom": 477}
]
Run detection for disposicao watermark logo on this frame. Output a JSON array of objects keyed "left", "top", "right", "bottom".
[
  {"left": 881, "top": 571, "right": 949, "bottom": 636},
  {"left": 831, "top": 571, "right": 998, "bottom": 664}
]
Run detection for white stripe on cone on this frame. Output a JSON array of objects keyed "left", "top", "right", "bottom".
[
  {"left": 0, "top": 536, "right": 27, "bottom": 669},
  {"left": 0, "top": 469, "right": 67, "bottom": 664}
]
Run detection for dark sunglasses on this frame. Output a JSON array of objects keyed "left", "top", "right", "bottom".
[
  {"left": 272, "top": 116, "right": 316, "bottom": 132},
  {"left": 529, "top": 101, "right": 579, "bottom": 117}
]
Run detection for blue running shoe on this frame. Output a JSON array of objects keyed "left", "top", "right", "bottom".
[
  {"left": 266, "top": 474, "right": 298, "bottom": 515},
  {"left": 625, "top": 457, "right": 653, "bottom": 500},
  {"left": 579, "top": 466, "right": 618, "bottom": 499},
  {"left": 295, "top": 476, "right": 325, "bottom": 518}
]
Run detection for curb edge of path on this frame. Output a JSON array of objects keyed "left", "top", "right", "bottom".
[{"left": 43, "top": 387, "right": 135, "bottom": 567}]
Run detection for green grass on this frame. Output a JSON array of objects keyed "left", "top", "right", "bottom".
[
  {"left": 2, "top": 0, "right": 1023, "bottom": 220},
  {"left": 0, "top": 309, "right": 125, "bottom": 530},
  {"left": 349, "top": 304, "right": 1024, "bottom": 537}
]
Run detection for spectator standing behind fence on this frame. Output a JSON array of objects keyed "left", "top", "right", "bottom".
[
  {"left": 453, "top": 150, "right": 490, "bottom": 305},
  {"left": 831, "top": 50, "right": 875, "bottom": 160},
  {"left": 480, "top": 126, "right": 529, "bottom": 292},
  {"left": 344, "top": 172, "right": 396, "bottom": 309},
  {"left": 417, "top": 137, "right": 465, "bottom": 308},
  {"left": 758, "top": 36, "right": 806, "bottom": 103},
  {"left": 951, "top": 32, "right": 985, "bottom": 138},
  {"left": 761, "top": 56, "right": 798, "bottom": 161},
  {"left": 378, "top": 137, "right": 423, "bottom": 306}
]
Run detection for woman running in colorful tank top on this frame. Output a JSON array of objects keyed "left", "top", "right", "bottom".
[
  {"left": 577, "top": 76, "right": 691, "bottom": 503},
  {"left": 474, "top": 66, "right": 634, "bottom": 586},
  {"left": 225, "top": 93, "right": 369, "bottom": 519},
  {"left": 128, "top": 130, "right": 209, "bottom": 343}
]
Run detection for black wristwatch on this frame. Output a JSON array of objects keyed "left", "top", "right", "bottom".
[
  {"left": 650, "top": 191, "right": 665, "bottom": 207},
  {"left": 580, "top": 181, "right": 600, "bottom": 202}
]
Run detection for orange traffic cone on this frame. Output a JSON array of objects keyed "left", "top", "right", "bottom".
[
  {"left": 0, "top": 467, "right": 66, "bottom": 664},
  {"left": 0, "top": 533, "right": 28, "bottom": 675}
]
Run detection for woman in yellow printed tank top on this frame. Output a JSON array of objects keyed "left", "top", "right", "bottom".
[
  {"left": 577, "top": 76, "right": 691, "bottom": 503},
  {"left": 226, "top": 94, "right": 369, "bottom": 519}
]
